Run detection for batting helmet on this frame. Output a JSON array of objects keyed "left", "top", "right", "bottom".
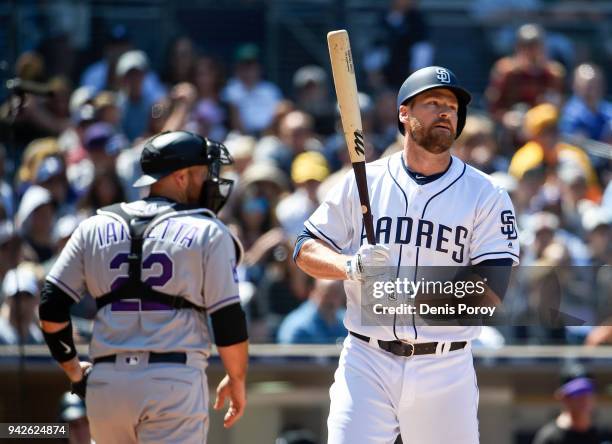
[
  {"left": 396, "top": 66, "right": 471, "bottom": 138},
  {"left": 133, "top": 130, "right": 234, "bottom": 212}
]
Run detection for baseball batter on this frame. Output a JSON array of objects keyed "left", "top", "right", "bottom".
[
  {"left": 295, "top": 66, "right": 519, "bottom": 443},
  {"left": 39, "top": 131, "right": 249, "bottom": 444}
]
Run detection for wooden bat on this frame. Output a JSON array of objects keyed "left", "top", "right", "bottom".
[{"left": 327, "top": 29, "right": 376, "bottom": 245}]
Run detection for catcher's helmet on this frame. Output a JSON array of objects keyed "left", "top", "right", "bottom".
[
  {"left": 396, "top": 66, "right": 471, "bottom": 138},
  {"left": 133, "top": 130, "right": 234, "bottom": 213}
]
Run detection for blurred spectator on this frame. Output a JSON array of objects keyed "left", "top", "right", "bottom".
[
  {"left": 509, "top": 104, "right": 601, "bottom": 202},
  {"left": 15, "top": 51, "right": 46, "bottom": 82},
  {"left": 292, "top": 65, "right": 335, "bottom": 136},
  {"left": 162, "top": 36, "right": 197, "bottom": 86},
  {"left": 223, "top": 43, "right": 282, "bottom": 135},
  {"left": 453, "top": 114, "right": 509, "bottom": 174},
  {"left": 115, "top": 83, "right": 198, "bottom": 201},
  {"left": 224, "top": 135, "right": 256, "bottom": 176},
  {"left": 470, "top": 0, "right": 541, "bottom": 56},
  {"left": 486, "top": 24, "right": 565, "bottom": 127},
  {"left": 34, "top": 155, "right": 74, "bottom": 214},
  {"left": 373, "top": 89, "right": 401, "bottom": 153},
  {"left": 364, "top": 0, "right": 433, "bottom": 90},
  {"left": 15, "top": 137, "right": 61, "bottom": 196},
  {"left": 253, "top": 111, "right": 320, "bottom": 174},
  {"left": 80, "top": 24, "right": 165, "bottom": 100},
  {"left": 0, "top": 265, "right": 43, "bottom": 345},
  {"left": 0, "top": 221, "right": 20, "bottom": 283},
  {"left": 83, "top": 122, "right": 127, "bottom": 173},
  {"left": 276, "top": 151, "right": 330, "bottom": 238},
  {"left": 324, "top": 92, "right": 378, "bottom": 171},
  {"left": 0, "top": 144, "right": 14, "bottom": 218},
  {"left": 15, "top": 185, "right": 57, "bottom": 263},
  {"left": 9, "top": 76, "right": 73, "bottom": 147},
  {"left": 560, "top": 64, "right": 612, "bottom": 144},
  {"left": 57, "top": 392, "right": 92, "bottom": 444},
  {"left": 188, "top": 56, "right": 230, "bottom": 140},
  {"left": 93, "top": 91, "right": 122, "bottom": 127},
  {"left": 116, "top": 50, "right": 162, "bottom": 141},
  {"left": 532, "top": 365, "right": 601, "bottom": 444},
  {"left": 77, "top": 169, "right": 126, "bottom": 217},
  {"left": 581, "top": 206, "right": 612, "bottom": 266},
  {"left": 277, "top": 279, "right": 347, "bottom": 344}
]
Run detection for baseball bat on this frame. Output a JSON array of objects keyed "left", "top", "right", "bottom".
[{"left": 327, "top": 29, "right": 376, "bottom": 245}]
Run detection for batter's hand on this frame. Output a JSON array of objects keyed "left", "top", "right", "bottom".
[
  {"left": 214, "top": 375, "right": 246, "bottom": 428},
  {"left": 346, "top": 244, "right": 391, "bottom": 282}
]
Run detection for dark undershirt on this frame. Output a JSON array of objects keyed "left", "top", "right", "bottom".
[{"left": 401, "top": 155, "right": 453, "bottom": 185}]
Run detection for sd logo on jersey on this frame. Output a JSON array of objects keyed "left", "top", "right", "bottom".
[{"left": 500, "top": 210, "right": 517, "bottom": 240}]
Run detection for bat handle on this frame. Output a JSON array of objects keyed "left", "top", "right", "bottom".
[{"left": 352, "top": 162, "right": 376, "bottom": 245}]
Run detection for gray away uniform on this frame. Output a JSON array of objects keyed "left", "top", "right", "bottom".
[{"left": 47, "top": 198, "right": 242, "bottom": 444}]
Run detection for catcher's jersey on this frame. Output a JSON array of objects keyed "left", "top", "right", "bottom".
[
  {"left": 48, "top": 198, "right": 242, "bottom": 359},
  {"left": 305, "top": 152, "right": 519, "bottom": 342}
]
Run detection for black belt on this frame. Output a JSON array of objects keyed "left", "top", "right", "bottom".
[
  {"left": 350, "top": 331, "right": 466, "bottom": 357},
  {"left": 93, "top": 352, "right": 187, "bottom": 365}
]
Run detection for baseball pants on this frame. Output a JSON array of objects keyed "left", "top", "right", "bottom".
[
  {"left": 86, "top": 352, "right": 209, "bottom": 444},
  {"left": 327, "top": 334, "right": 479, "bottom": 444}
]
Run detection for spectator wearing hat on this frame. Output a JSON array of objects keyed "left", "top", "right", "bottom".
[
  {"left": 277, "top": 279, "right": 347, "bottom": 344},
  {"left": 93, "top": 91, "right": 122, "bottom": 127},
  {"left": 0, "top": 265, "right": 43, "bottom": 345},
  {"left": 293, "top": 65, "right": 335, "bottom": 136},
  {"left": 509, "top": 104, "right": 601, "bottom": 202},
  {"left": 15, "top": 137, "right": 62, "bottom": 197},
  {"left": 276, "top": 151, "right": 330, "bottom": 238},
  {"left": 15, "top": 185, "right": 57, "bottom": 263},
  {"left": 66, "top": 121, "right": 127, "bottom": 197},
  {"left": 486, "top": 24, "right": 565, "bottom": 126},
  {"left": 57, "top": 392, "right": 93, "bottom": 444},
  {"left": 115, "top": 50, "right": 166, "bottom": 141},
  {"left": 83, "top": 122, "right": 127, "bottom": 172},
  {"left": 560, "top": 64, "right": 612, "bottom": 145},
  {"left": 222, "top": 43, "right": 283, "bottom": 135},
  {"left": 532, "top": 366, "right": 603, "bottom": 444},
  {"left": 80, "top": 24, "right": 165, "bottom": 99},
  {"left": 34, "top": 155, "right": 73, "bottom": 213}
]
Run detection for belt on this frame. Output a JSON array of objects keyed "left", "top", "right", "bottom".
[
  {"left": 93, "top": 352, "right": 187, "bottom": 365},
  {"left": 350, "top": 331, "right": 466, "bottom": 357}
]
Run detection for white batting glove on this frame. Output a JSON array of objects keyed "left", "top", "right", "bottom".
[{"left": 345, "top": 244, "right": 392, "bottom": 282}]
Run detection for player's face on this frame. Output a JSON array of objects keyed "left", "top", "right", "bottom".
[{"left": 401, "top": 89, "right": 459, "bottom": 154}]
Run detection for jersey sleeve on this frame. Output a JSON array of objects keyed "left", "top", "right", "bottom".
[
  {"left": 303, "top": 172, "right": 356, "bottom": 253},
  {"left": 203, "top": 224, "right": 241, "bottom": 314},
  {"left": 46, "top": 221, "right": 87, "bottom": 302},
  {"left": 469, "top": 187, "right": 520, "bottom": 265}
]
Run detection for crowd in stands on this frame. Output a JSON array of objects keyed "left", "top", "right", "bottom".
[{"left": 0, "top": 0, "right": 610, "bottom": 351}]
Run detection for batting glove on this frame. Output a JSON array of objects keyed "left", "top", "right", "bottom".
[{"left": 346, "top": 244, "right": 391, "bottom": 282}]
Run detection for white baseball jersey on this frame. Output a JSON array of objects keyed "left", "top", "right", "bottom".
[
  {"left": 305, "top": 152, "right": 519, "bottom": 342},
  {"left": 47, "top": 198, "right": 242, "bottom": 359}
]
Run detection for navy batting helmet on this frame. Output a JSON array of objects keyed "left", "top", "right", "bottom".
[{"left": 396, "top": 66, "right": 471, "bottom": 138}]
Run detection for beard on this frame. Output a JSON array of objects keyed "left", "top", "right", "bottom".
[{"left": 407, "top": 116, "right": 455, "bottom": 154}]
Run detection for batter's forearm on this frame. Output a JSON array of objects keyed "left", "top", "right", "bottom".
[{"left": 295, "top": 239, "right": 349, "bottom": 281}]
